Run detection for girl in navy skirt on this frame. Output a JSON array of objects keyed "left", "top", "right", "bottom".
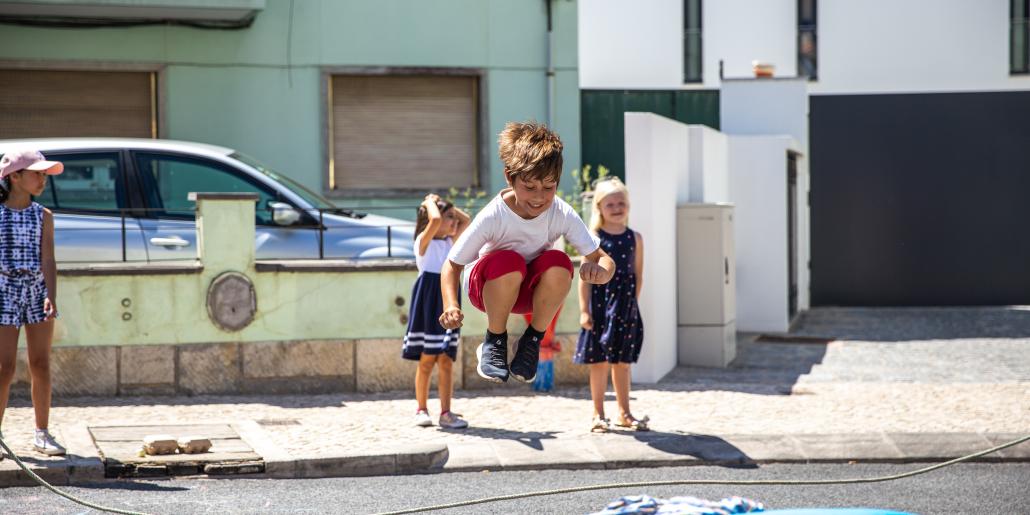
[
  {"left": 0, "top": 149, "right": 67, "bottom": 459},
  {"left": 575, "top": 177, "right": 648, "bottom": 433},
  {"left": 404, "top": 194, "right": 470, "bottom": 428}
]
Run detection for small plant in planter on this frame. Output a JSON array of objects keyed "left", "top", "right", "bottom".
[
  {"left": 445, "top": 186, "right": 488, "bottom": 215},
  {"left": 557, "top": 164, "right": 610, "bottom": 256}
]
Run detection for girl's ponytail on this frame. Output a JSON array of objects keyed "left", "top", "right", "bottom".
[{"left": 0, "top": 177, "right": 9, "bottom": 203}]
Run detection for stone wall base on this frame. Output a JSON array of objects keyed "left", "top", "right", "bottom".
[{"left": 10, "top": 334, "right": 589, "bottom": 397}]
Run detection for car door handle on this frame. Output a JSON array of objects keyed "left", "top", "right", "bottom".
[{"left": 149, "top": 236, "right": 190, "bottom": 247}]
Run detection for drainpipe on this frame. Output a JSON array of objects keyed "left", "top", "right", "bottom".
[{"left": 546, "top": 0, "right": 555, "bottom": 128}]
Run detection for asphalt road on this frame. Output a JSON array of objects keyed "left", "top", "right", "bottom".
[{"left": 1, "top": 462, "right": 1028, "bottom": 515}]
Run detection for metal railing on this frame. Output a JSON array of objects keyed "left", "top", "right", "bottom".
[{"left": 51, "top": 206, "right": 416, "bottom": 263}]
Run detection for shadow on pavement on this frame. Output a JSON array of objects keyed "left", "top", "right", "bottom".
[
  {"left": 71, "top": 480, "right": 190, "bottom": 492},
  {"left": 790, "top": 306, "right": 1030, "bottom": 341},
  {"left": 629, "top": 432, "right": 756, "bottom": 468},
  {"left": 440, "top": 427, "right": 558, "bottom": 450},
  {"left": 656, "top": 335, "right": 828, "bottom": 396}
]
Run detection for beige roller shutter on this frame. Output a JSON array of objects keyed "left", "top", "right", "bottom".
[
  {"left": 0, "top": 69, "right": 155, "bottom": 139},
  {"left": 331, "top": 74, "right": 477, "bottom": 191}
]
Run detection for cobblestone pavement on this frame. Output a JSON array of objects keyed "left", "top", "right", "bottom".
[{"left": 2, "top": 308, "right": 1028, "bottom": 461}]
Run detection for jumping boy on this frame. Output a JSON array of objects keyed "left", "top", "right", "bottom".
[{"left": 439, "top": 122, "right": 616, "bottom": 383}]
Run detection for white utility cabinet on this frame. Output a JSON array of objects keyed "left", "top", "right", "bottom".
[{"left": 676, "top": 204, "right": 736, "bottom": 367}]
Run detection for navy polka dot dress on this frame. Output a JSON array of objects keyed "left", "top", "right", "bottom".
[{"left": 574, "top": 227, "right": 643, "bottom": 364}]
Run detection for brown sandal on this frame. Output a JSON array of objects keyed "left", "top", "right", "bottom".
[
  {"left": 590, "top": 416, "right": 611, "bottom": 433},
  {"left": 615, "top": 414, "right": 650, "bottom": 431}
]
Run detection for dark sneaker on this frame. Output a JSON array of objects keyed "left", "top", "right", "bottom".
[
  {"left": 509, "top": 332, "right": 542, "bottom": 383},
  {"left": 476, "top": 334, "right": 509, "bottom": 383}
]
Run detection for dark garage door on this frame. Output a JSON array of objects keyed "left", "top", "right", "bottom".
[{"left": 810, "top": 91, "right": 1030, "bottom": 306}]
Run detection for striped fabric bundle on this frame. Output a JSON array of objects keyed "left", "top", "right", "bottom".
[{"left": 591, "top": 494, "right": 764, "bottom": 515}]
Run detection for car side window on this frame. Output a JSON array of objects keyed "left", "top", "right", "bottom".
[
  {"left": 35, "top": 152, "right": 125, "bottom": 213},
  {"left": 134, "top": 152, "right": 279, "bottom": 225}
]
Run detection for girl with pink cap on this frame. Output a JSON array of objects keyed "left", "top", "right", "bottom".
[{"left": 0, "top": 149, "right": 66, "bottom": 459}]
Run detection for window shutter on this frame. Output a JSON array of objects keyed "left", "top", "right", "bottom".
[
  {"left": 331, "top": 74, "right": 477, "bottom": 191},
  {"left": 0, "top": 70, "right": 154, "bottom": 139}
]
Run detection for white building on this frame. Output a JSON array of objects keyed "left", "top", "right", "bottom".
[{"left": 578, "top": 0, "right": 1030, "bottom": 309}]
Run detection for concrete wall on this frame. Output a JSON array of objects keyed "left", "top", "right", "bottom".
[
  {"left": 720, "top": 78, "right": 810, "bottom": 314},
  {"left": 626, "top": 112, "right": 805, "bottom": 338},
  {"left": 624, "top": 112, "right": 687, "bottom": 383},
  {"left": 687, "top": 125, "right": 729, "bottom": 203},
  {"left": 579, "top": 0, "right": 1029, "bottom": 94},
  {"left": 0, "top": 0, "right": 582, "bottom": 213},
  {"left": 727, "top": 136, "right": 798, "bottom": 333}
]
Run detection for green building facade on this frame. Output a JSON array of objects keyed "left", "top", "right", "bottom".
[{"left": 0, "top": 0, "right": 580, "bottom": 218}]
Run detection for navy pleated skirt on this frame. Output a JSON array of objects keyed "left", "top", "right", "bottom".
[{"left": 403, "top": 272, "right": 460, "bottom": 361}]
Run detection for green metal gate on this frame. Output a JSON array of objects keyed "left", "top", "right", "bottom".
[{"left": 580, "top": 90, "right": 720, "bottom": 179}]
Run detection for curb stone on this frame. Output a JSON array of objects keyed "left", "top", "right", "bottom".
[{"left": 1, "top": 432, "right": 1026, "bottom": 486}]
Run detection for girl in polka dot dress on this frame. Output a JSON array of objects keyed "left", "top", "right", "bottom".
[{"left": 574, "top": 177, "right": 648, "bottom": 433}]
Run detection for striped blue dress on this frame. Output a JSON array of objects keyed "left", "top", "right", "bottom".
[{"left": 402, "top": 236, "right": 460, "bottom": 361}]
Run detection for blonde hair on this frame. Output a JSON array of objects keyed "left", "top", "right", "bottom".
[
  {"left": 497, "top": 121, "right": 564, "bottom": 185},
  {"left": 589, "top": 177, "right": 629, "bottom": 233}
]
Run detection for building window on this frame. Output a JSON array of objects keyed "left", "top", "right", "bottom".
[
  {"left": 683, "top": 0, "right": 702, "bottom": 83},
  {"left": 798, "top": 0, "right": 818, "bottom": 80},
  {"left": 1013, "top": 0, "right": 1030, "bottom": 74},
  {"left": 0, "top": 69, "right": 156, "bottom": 139},
  {"left": 327, "top": 73, "right": 479, "bottom": 192}
]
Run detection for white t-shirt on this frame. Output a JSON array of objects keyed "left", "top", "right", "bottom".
[
  {"left": 447, "top": 192, "right": 600, "bottom": 267},
  {"left": 414, "top": 235, "right": 453, "bottom": 274}
]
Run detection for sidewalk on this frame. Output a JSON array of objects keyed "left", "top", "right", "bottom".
[{"left": 1, "top": 307, "right": 1028, "bottom": 486}]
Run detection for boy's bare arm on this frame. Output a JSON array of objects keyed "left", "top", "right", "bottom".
[
  {"left": 439, "top": 259, "right": 465, "bottom": 329},
  {"left": 580, "top": 248, "right": 615, "bottom": 285}
]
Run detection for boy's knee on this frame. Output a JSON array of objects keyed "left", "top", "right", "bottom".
[{"left": 541, "top": 265, "right": 572, "bottom": 283}]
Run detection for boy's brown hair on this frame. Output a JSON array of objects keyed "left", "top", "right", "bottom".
[{"left": 498, "top": 121, "right": 563, "bottom": 185}]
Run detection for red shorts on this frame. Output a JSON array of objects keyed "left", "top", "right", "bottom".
[{"left": 468, "top": 249, "right": 573, "bottom": 315}]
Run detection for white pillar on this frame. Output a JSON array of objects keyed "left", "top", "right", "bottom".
[{"left": 624, "top": 112, "right": 689, "bottom": 384}]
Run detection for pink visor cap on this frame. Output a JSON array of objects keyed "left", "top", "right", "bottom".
[{"left": 0, "top": 149, "right": 64, "bottom": 180}]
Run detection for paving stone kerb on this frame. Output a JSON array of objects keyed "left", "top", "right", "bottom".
[{"left": 1, "top": 308, "right": 1028, "bottom": 484}]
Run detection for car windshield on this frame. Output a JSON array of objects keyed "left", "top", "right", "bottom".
[{"left": 230, "top": 152, "right": 337, "bottom": 210}]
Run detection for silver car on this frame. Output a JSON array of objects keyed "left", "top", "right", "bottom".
[{"left": 0, "top": 138, "right": 414, "bottom": 262}]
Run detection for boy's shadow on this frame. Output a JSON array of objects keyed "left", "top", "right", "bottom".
[
  {"left": 439, "top": 427, "right": 558, "bottom": 450},
  {"left": 614, "top": 430, "right": 756, "bottom": 468}
]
